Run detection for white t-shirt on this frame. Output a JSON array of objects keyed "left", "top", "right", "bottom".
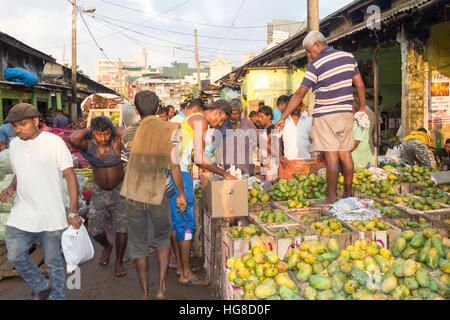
[
  {"left": 282, "top": 114, "right": 312, "bottom": 160},
  {"left": 7, "top": 132, "right": 74, "bottom": 232}
]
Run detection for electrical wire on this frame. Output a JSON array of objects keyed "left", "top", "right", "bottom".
[
  {"left": 92, "top": 12, "right": 266, "bottom": 42},
  {"left": 98, "top": 0, "right": 305, "bottom": 29},
  {"left": 79, "top": 11, "right": 117, "bottom": 66},
  {"left": 217, "top": 0, "right": 246, "bottom": 50}
]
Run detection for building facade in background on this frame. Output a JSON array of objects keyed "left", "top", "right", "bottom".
[{"left": 210, "top": 54, "right": 232, "bottom": 85}]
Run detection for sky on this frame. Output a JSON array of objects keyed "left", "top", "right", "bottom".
[{"left": 1, "top": 0, "right": 355, "bottom": 78}]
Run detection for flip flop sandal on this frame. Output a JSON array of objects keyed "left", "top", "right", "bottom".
[
  {"left": 99, "top": 250, "right": 111, "bottom": 267},
  {"left": 30, "top": 287, "right": 51, "bottom": 300},
  {"left": 179, "top": 277, "right": 209, "bottom": 287},
  {"left": 115, "top": 267, "right": 128, "bottom": 278},
  {"left": 175, "top": 266, "right": 202, "bottom": 276},
  {"left": 168, "top": 261, "right": 178, "bottom": 269}
]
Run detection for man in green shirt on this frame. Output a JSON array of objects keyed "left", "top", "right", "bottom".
[{"left": 351, "top": 100, "right": 373, "bottom": 169}]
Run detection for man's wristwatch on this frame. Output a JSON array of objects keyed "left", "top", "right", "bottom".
[{"left": 68, "top": 212, "right": 79, "bottom": 219}]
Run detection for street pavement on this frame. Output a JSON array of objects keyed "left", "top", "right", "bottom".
[{"left": 0, "top": 219, "right": 215, "bottom": 300}]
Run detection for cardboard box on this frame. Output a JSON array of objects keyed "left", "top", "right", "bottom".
[
  {"left": 203, "top": 208, "right": 212, "bottom": 278},
  {"left": 202, "top": 173, "right": 249, "bottom": 218}
]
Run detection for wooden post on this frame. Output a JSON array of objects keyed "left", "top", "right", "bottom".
[
  {"left": 0, "top": 97, "right": 3, "bottom": 124},
  {"left": 56, "top": 92, "right": 62, "bottom": 111},
  {"left": 195, "top": 29, "right": 202, "bottom": 91},
  {"left": 306, "top": 0, "right": 319, "bottom": 115},
  {"left": 71, "top": 0, "right": 78, "bottom": 121},
  {"left": 372, "top": 44, "right": 379, "bottom": 167},
  {"left": 400, "top": 24, "right": 409, "bottom": 139},
  {"left": 118, "top": 58, "right": 123, "bottom": 97}
]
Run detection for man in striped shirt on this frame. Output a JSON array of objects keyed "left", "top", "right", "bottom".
[{"left": 275, "top": 31, "right": 367, "bottom": 206}]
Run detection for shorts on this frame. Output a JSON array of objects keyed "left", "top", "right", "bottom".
[
  {"left": 87, "top": 183, "right": 127, "bottom": 236},
  {"left": 125, "top": 195, "right": 172, "bottom": 259},
  {"left": 311, "top": 112, "right": 354, "bottom": 152},
  {"left": 402, "top": 139, "right": 437, "bottom": 168},
  {"left": 169, "top": 171, "right": 196, "bottom": 242}
]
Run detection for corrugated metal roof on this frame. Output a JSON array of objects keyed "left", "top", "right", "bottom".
[
  {"left": 222, "top": 0, "right": 439, "bottom": 82},
  {"left": 0, "top": 31, "right": 56, "bottom": 63}
]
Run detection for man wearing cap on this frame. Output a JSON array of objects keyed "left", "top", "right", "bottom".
[
  {"left": 222, "top": 98, "right": 258, "bottom": 176},
  {"left": 0, "top": 103, "right": 82, "bottom": 300},
  {"left": 68, "top": 116, "right": 128, "bottom": 278},
  {"left": 169, "top": 99, "right": 237, "bottom": 286}
]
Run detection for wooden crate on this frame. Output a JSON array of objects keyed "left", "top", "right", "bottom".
[
  {"left": 344, "top": 218, "right": 402, "bottom": 251},
  {"left": 393, "top": 196, "right": 450, "bottom": 217},
  {"left": 262, "top": 223, "right": 319, "bottom": 260},
  {"left": 384, "top": 214, "right": 449, "bottom": 239},
  {"left": 221, "top": 227, "right": 276, "bottom": 300},
  {"left": 272, "top": 201, "right": 319, "bottom": 215},
  {"left": 302, "top": 216, "right": 354, "bottom": 249},
  {"left": 86, "top": 108, "right": 122, "bottom": 128},
  {"left": 0, "top": 243, "right": 47, "bottom": 281},
  {"left": 248, "top": 202, "right": 298, "bottom": 228}
]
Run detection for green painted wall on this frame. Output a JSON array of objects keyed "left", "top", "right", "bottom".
[{"left": 353, "top": 44, "right": 402, "bottom": 111}]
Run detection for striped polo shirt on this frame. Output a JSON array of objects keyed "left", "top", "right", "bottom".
[{"left": 301, "top": 46, "right": 360, "bottom": 117}]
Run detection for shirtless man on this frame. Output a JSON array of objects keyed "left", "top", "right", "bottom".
[{"left": 69, "top": 116, "right": 128, "bottom": 277}]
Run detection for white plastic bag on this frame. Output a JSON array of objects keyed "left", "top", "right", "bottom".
[
  {"left": 61, "top": 221, "right": 94, "bottom": 273},
  {"left": 385, "top": 145, "right": 402, "bottom": 162},
  {"left": 327, "top": 197, "right": 383, "bottom": 221}
]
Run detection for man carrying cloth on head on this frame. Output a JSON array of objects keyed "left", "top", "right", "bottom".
[
  {"left": 69, "top": 116, "right": 128, "bottom": 277},
  {"left": 275, "top": 31, "right": 367, "bottom": 206},
  {"left": 121, "top": 90, "right": 187, "bottom": 300}
]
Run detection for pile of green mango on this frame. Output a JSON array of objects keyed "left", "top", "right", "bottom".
[
  {"left": 394, "top": 217, "right": 431, "bottom": 229},
  {"left": 229, "top": 224, "right": 267, "bottom": 239},
  {"left": 271, "top": 227, "right": 303, "bottom": 239},
  {"left": 399, "top": 166, "right": 435, "bottom": 188},
  {"left": 256, "top": 209, "right": 292, "bottom": 224},
  {"left": 391, "top": 229, "right": 449, "bottom": 273},
  {"left": 248, "top": 182, "right": 270, "bottom": 204},
  {"left": 268, "top": 174, "right": 327, "bottom": 202},
  {"left": 227, "top": 241, "right": 302, "bottom": 300},
  {"left": 372, "top": 202, "right": 404, "bottom": 216},
  {"left": 292, "top": 239, "right": 398, "bottom": 300},
  {"left": 299, "top": 214, "right": 330, "bottom": 224},
  {"left": 407, "top": 197, "right": 443, "bottom": 212},
  {"left": 413, "top": 188, "right": 450, "bottom": 205},
  {"left": 380, "top": 258, "right": 448, "bottom": 299}
]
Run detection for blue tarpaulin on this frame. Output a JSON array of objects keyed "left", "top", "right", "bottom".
[{"left": 3, "top": 68, "right": 39, "bottom": 86}]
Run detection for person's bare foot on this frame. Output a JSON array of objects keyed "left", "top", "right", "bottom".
[
  {"left": 312, "top": 198, "right": 336, "bottom": 208},
  {"left": 156, "top": 291, "right": 167, "bottom": 300},
  {"left": 142, "top": 293, "right": 149, "bottom": 300}
]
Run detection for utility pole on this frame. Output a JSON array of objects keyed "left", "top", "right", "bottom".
[
  {"left": 194, "top": 29, "right": 202, "bottom": 92},
  {"left": 306, "top": 0, "right": 319, "bottom": 116},
  {"left": 118, "top": 58, "right": 123, "bottom": 97},
  {"left": 178, "top": 63, "right": 182, "bottom": 97},
  {"left": 71, "top": 0, "right": 77, "bottom": 121}
]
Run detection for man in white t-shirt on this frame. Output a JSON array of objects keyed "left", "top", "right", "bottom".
[
  {"left": 280, "top": 104, "right": 313, "bottom": 160},
  {"left": 0, "top": 103, "right": 82, "bottom": 300}
]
